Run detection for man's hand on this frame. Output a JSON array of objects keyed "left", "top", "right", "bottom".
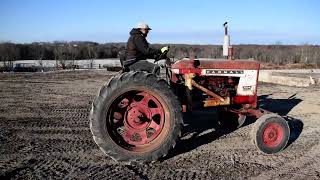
[{"left": 160, "top": 46, "right": 169, "bottom": 53}]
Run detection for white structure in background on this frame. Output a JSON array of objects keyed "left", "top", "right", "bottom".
[{"left": 0, "top": 59, "right": 123, "bottom": 69}]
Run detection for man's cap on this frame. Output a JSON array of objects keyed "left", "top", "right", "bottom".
[{"left": 136, "top": 22, "right": 152, "bottom": 30}]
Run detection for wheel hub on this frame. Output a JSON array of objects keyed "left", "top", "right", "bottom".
[
  {"left": 263, "top": 123, "right": 284, "bottom": 148},
  {"left": 125, "top": 106, "right": 151, "bottom": 131},
  {"left": 110, "top": 92, "right": 165, "bottom": 146}
]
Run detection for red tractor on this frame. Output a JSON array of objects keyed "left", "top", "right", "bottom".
[{"left": 89, "top": 24, "right": 290, "bottom": 163}]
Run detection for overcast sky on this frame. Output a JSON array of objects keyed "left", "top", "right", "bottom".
[{"left": 0, "top": 0, "right": 319, "bottom": 44}]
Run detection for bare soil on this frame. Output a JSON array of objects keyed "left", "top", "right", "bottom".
[{"left": 0, "top": 70, "right": 319, "bottom": 179}]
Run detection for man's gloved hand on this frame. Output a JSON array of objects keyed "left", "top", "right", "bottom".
[{"left": 160, "top": 46, "right": 169, "bottom": 53}]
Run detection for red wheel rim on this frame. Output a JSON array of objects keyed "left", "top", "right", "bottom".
[
  {"left": 262, "top": 123, "right": 284, "bottom": 148},
  {"left": 107, "top": 90, "right": 167, "bottom": 152}
]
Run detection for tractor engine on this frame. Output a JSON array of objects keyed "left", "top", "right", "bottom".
[
  {"left": 196, "top": 76, "right": 238, "bottom": 98},
  {"left": 170, "top": 58, "right": 260, "bottom": 111}
]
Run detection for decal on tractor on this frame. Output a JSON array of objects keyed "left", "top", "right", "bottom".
[{"left": 205, "top": 69, "right": 244, "bottom": 75}]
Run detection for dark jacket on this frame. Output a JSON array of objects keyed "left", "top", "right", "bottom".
[{"left": 124, "top": 28, "right": 160, "bottom": 66}]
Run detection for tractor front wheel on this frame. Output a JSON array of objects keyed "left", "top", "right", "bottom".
[{"left": 251, "top": 114, "right": 290, "bottom": 154}]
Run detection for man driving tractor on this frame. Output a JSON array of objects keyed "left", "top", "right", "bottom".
[{"left": 120, "top": 22, "right": 169, "bottom": 73}]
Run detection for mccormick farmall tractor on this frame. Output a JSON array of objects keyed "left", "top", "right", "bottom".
[{"left": 89, "top": 23, "right": 290, "bottom": 163}]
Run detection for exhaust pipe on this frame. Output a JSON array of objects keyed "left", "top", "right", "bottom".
[{"left": 223, "top": 22, "right": 233, "bottom": 60}]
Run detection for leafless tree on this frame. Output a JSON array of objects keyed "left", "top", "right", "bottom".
[
  {"left": 30, "top": 43, "right": 45, "bottom": 71},
  {"left": 0, "top": 42, "right": 19, "bottom": 69},
  {"left": 53, "top": 42, "right": 67, "bottom": 69},
  {"left": 68, "top": 44, "right": 79, "bottom": 69},
  {"left": 87, "top": 44, "right": 98, "bottom": 69}
]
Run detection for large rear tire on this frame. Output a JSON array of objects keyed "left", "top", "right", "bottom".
[
  {"left": 251, "top": 114, "right": 290, "bottom": 154},
  {"left": 90, "top": 71, "right": 183, "bottom": 163}
]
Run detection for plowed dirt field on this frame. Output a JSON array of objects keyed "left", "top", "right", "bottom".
[{"left": 1, "top": 70, "right": 319, "bottom": 179}]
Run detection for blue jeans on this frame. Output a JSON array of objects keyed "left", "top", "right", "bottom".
[{"left": 127, "top": 60, "right": 160, "bottom": 75}]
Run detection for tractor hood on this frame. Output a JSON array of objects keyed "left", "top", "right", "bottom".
[{"left": 171, "top": 59, "right": 260, "bottom": 70}]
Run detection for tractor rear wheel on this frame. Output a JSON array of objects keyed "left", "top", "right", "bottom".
[
  {"left": 251, "top": 114, "right": 290, "bottom": 154},
  {"left": 90, "top": 71, "right": 183, "bottom": 163}
]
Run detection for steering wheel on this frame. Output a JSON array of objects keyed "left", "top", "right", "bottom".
[{"left": 154, "top": 51, "right": 168, "bottom": 63}]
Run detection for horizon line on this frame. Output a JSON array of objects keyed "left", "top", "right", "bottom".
[{"left": 0, "top": 40, "right": 319, "bottom": 46}]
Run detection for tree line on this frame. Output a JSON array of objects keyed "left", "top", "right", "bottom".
[{"left": 0, "top": 41, "right": 319, "bottom": 68}]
